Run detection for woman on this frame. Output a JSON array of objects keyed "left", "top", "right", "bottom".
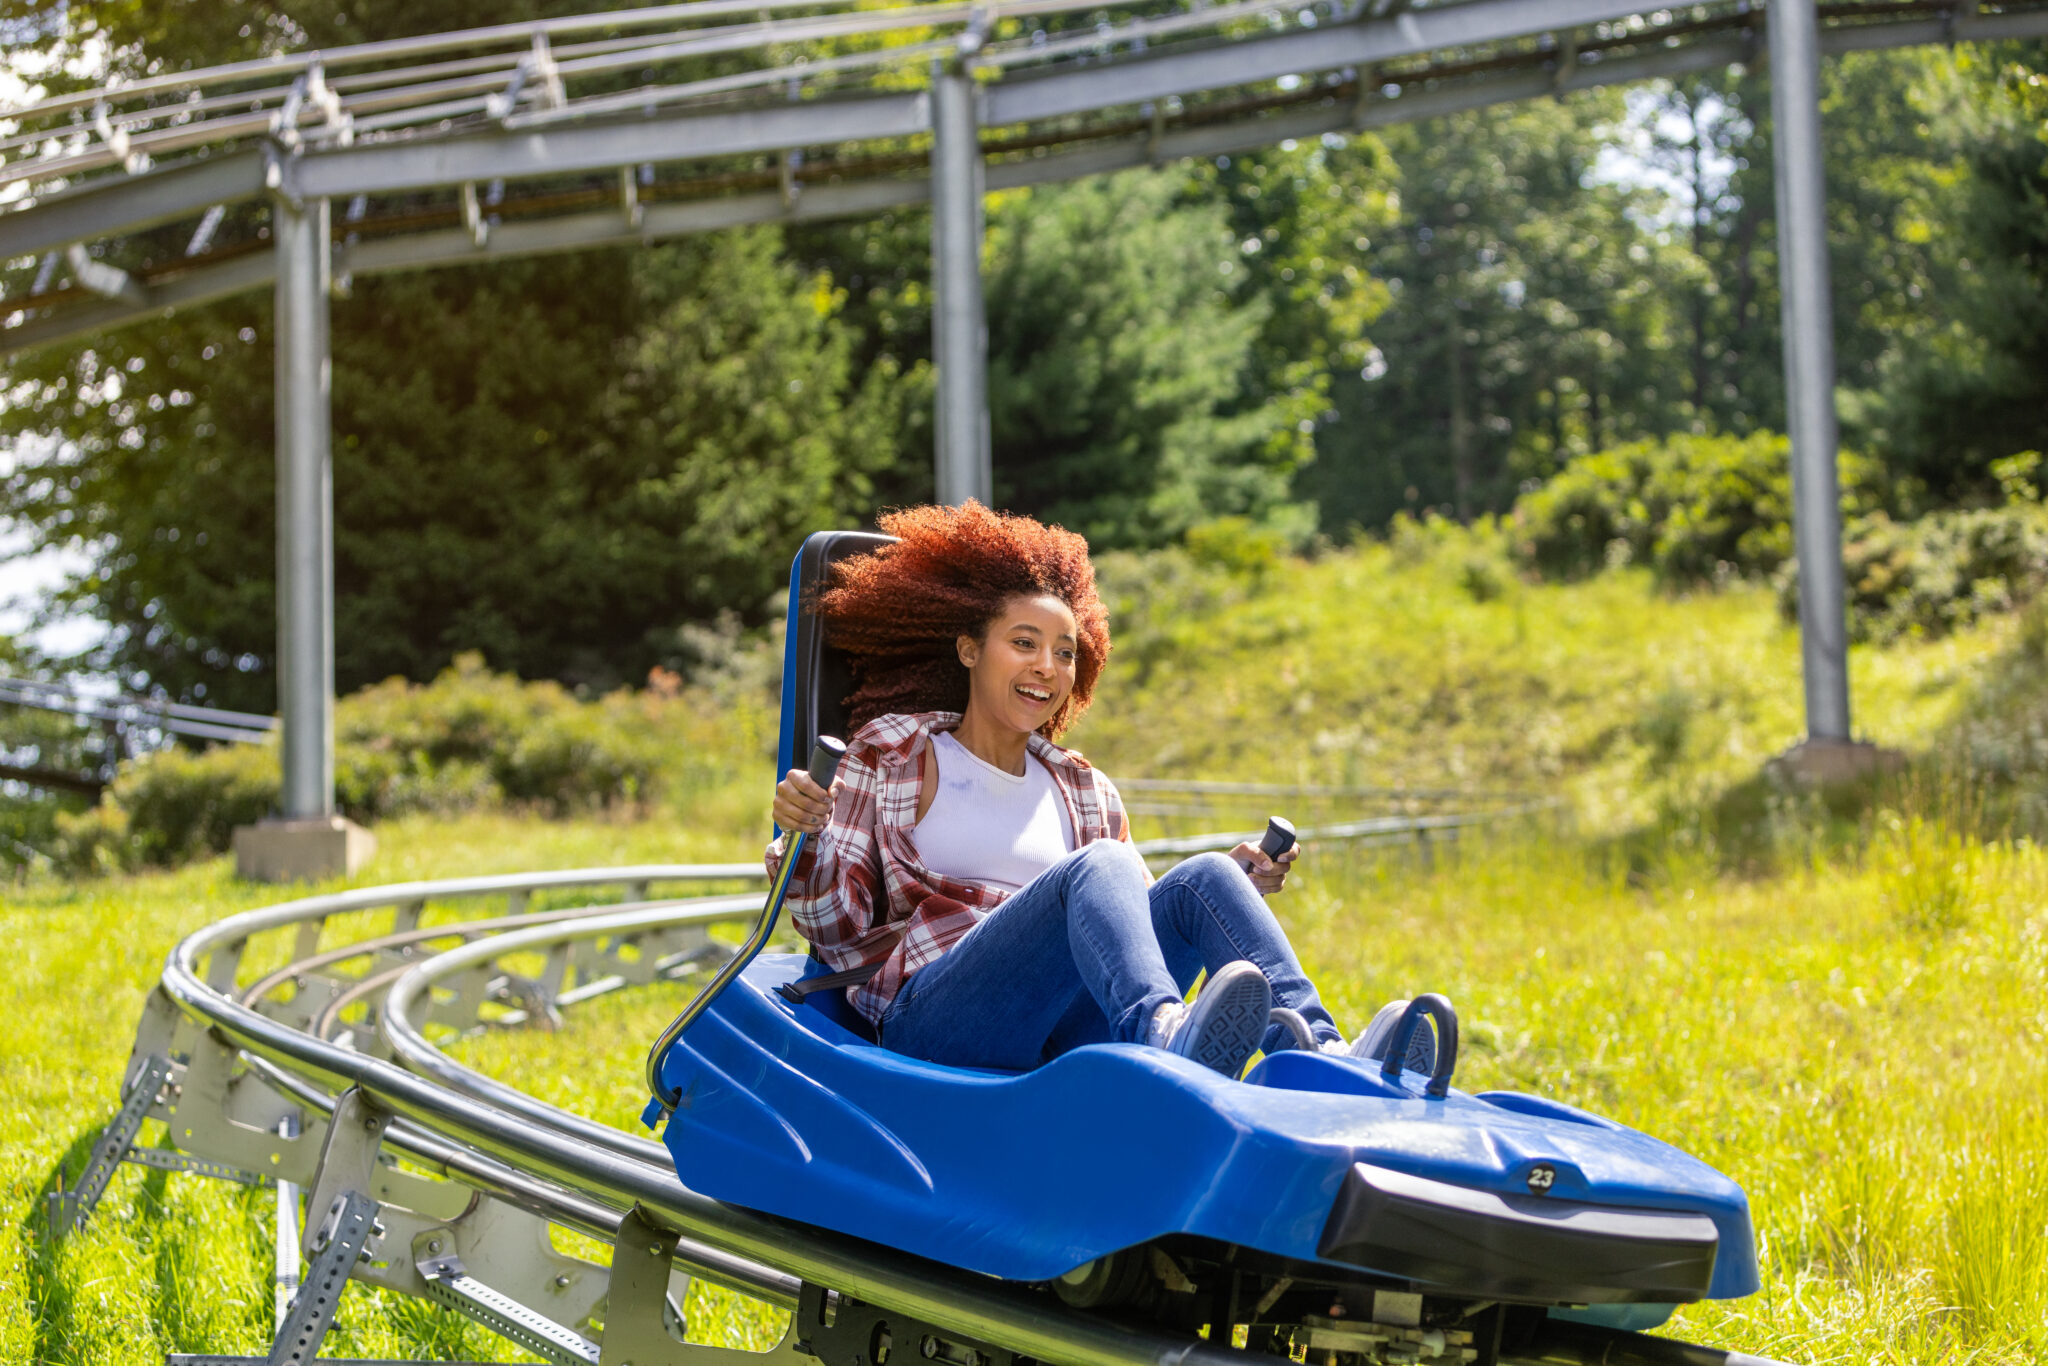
[{"left": 769, "top": 502, "right": 1421, "bottom": 1078}]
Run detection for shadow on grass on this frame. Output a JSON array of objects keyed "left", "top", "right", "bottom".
[
  {"left": 20, "top": 1121, "right": 149, "bottom": 1365},
  {"left": 1611, "top": 608, "right": 2048, "bottom": 882}
]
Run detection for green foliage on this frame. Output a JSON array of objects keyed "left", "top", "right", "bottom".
[
  {"left": 51, "top": 651, "right": 777, "bottom": 873},
  {"left": 1, "top": 637, "right": 113, "bottom": 875},
  {"left": 1861, "top": 45, "right": 2048, "bottom": 496},
  {"left": 0, "top": 227, "right": 896, "bottom": 710},
  {"left": 1301, "top": 92, "right": 1698, "bottom": 533},
  {"left": 1510, "top": 432, "right": 1892, "bottom": 585},
  {"left": 1810, "top": 500, "right": 2048, "bottom": 643},
  {"left": 59, "top": 743, "right": 275, "bottom": 872},
  {"left": 983, "top": 171, "right": 1300, "bottom": 547}
]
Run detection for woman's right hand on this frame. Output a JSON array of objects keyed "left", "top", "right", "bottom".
[{"left": 773, "top": 769, "right": 843, "bottom": 835}]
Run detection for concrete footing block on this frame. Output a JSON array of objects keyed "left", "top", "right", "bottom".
[
  {"left": 1768, "top": 737, "right": 1907, "bottom": 788},
  {"left": 232, "top": 816, "right": 376, "bottom": 883}
]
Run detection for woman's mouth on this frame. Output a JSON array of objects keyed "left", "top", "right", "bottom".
[{"left": 1015, "top": 684, "right": 1053, "bottom": 708}]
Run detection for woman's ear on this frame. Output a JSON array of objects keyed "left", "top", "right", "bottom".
[{"left": 956, "top": 634, "right": 980, "bottom": 668}]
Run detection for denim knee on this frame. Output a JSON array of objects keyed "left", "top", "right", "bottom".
[
  {"left": 1172, "top": 850, "right": 1243, "bottom": 889},
  {"left": 1073, "top": 837, "right": 1148, "bottom": 880}
]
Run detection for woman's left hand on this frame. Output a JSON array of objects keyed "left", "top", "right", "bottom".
[{"left": 1232, "top": 841, "right": 1300, "bottom": 896}]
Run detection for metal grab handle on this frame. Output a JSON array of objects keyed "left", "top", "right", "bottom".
[
  {"left": 644, "top": 736, "right": 846, "bottom": 1114},
  {"left": 1379, "top": 992, "right": 1459, "bottom": 1099}
]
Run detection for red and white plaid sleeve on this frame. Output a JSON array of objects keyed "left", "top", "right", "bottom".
[{"left": 765, "top": 740, "right": 889, "bottom": 969}]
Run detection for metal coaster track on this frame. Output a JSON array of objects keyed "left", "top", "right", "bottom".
[
  {"left": 61, "top": 797, "right": 1783, "bottom": 1366},
  {"left": 6, "top": 0, "right": 2046, "bottom": 358}
]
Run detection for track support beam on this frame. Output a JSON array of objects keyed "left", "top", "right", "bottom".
[
  {"left": 274, "top": 193, "right": 337, "bottom": 821},
  {"left": 47, "top": 1051, "right": 172, "bottom": 1235},
  {"left": 1769, "top": 0, "right": 1851, "bottom": 744},
  {"left": 930, "top": 61, "right": 990, "bottom": 508},
  {"left": 236, "top": 190, "right": 374, "bottom": 881}
]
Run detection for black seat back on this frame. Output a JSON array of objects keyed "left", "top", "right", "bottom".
[{"left": 775, "top": 530, "right": 897, "bottom": 785}]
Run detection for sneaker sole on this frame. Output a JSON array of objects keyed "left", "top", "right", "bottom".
[{"left": 1180, "top": 965, "right": 1271, "bottom": 1079}]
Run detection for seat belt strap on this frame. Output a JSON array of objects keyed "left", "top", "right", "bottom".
[{"left": 775, "top": 962, "right": 883, "bottom": 1003}]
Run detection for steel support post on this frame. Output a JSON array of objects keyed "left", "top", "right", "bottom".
[
  {"left": 930, "top": 63, "right": 991, "bottom": 507},
  {"left": 273, "top": 193, "right": 337, "bottom": 818},
  {"left": 1769, "top": 0, "right": 1851, "bottom": 742}
]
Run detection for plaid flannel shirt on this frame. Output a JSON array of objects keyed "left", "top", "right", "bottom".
[{"left": 765, "top": 710, "right": 1138, "bottom": 1026}]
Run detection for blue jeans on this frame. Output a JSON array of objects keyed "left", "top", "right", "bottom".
[{"left": 877, "top": 841, "right": 1340, "bottom": 1071}]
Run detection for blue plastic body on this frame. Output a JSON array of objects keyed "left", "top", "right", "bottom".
[
  {"left": 657, "top": 953, "right": 1760, "bottom": 1302},
  {"left": 669, "top": 530, "right": 1760, "bottom": 1306}
]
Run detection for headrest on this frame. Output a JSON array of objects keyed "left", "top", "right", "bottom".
[{"left": 776, "top": 529, "right": 897, "bottom": 783}]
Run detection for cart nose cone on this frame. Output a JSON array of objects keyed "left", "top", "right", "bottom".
[{"left": 1318, "top": 1161, "right": 1720, "bottom": 1304}]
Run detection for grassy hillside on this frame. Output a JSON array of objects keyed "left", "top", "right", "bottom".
[{"left": 6, "top": 537, "right": 2047, "bottom": 1363}]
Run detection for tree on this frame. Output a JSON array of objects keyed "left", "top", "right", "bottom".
[
  {"left": 983, "top": 171, "right": 1304, "bottom": 547},
  {"left": 0, "top": 4, "right": 905, "bottom": 707},
  {"left": 792, "top": 158, "right": 1375, "bottom": 550},
  {"left": 1301, "top": 92, "right": 1693, "bottom": 533},
  {"left": 1871, "top": 42, "right": 2048, "bottom": 496}
]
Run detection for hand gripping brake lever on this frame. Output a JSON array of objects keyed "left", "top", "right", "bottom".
[
  {"left": 1237, "top": 815, "right": 1297, "bottom": 874},
  {"left": 644, "top": 736, "right": 846, "bottom": 1119}
]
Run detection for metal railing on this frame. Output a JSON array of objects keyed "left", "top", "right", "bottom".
[{"left": 0, "top": 672, "right": 276, "bottom": 744}]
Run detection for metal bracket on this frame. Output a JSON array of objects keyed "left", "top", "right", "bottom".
[
  {"left": 620, "top": 167, "right": 644, "bottom": 230},
  {"left": 265, "top": 143, "right": 306, "bottom": 213},
  {"left": 47, "top": 1051, "right": 172, "bottom": 1235},
  {"left": 419, "top": 1251, "right": 601, "bottom": 1366},
  {"left": 1351, "top": 66, "right": 1379, "bottom": 128},
  {"left": 461, "top": 182, "right": 490, "bottom": 248},
  {"left": 270, "top": 1189, "right": 383, "bottom": 1366},
  {"left": 167, "top": 1027, "right": 319, "bottom": 1184},
  {"left": 1550, "top": 29, "right": 1580, "bottom": 95},
  {"left": 187, "top": 204, "right": 228, "bottom": 257},
  {"left": 598, "top": 1205, "right": 698, "bottom": 1366},
  {"left": 795, "top": 1283, "right": 1013, "bottom": 1366},
  {"left": 275, "top": 1115, "right": 304, "bottom": 1329},
  {"left": 63, "top": 242, "right": 149, "bottom": 307},
  {"left": 92, "top": 99, "right": 145, "bottom": 173},
  {"left": 122, "top": 1144, "right": 273, "bottom": 1187},
  {"left": 780, "top": 151, "right": 803, "bottom": 211}
]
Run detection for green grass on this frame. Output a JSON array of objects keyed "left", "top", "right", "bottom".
[{"left": 6, "top": 543, "right": 2048, "bottom": 1364}]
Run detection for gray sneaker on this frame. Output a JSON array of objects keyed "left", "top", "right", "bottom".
[
  {"left": 1164, "top": 961, "right": 1272, "bottom": 1079},
  {"left": 1348, "top": 998, "right": 1437, "bottom": 1076}
]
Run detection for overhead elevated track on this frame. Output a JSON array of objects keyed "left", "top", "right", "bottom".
[{"left": 5, "top": 0, "right": 2046, "bottom": 356}]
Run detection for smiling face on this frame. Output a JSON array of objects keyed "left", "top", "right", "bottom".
[{"left": 957, "top": 593, "right": 1080, "bottom": 737}]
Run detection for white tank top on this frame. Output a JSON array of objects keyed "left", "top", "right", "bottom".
[{"left": 914, "top": 731, "right": 1075, "bottom": 894}]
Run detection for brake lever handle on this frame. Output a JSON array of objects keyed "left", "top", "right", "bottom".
[{"left": 1238, "top": 815, "right": 1297, "bottom": 872}]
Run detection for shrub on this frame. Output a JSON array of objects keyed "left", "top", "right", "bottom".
[
  {"left": 1782, "top": 500, "right": 2048, "bottom": 642},
  {"left": 101, "top": 742, "right": 278, "bottom": 868},
  {"left": 59, "top": 650, "right": 773, "bottom": 873},
  {"left": 1512, "top": 433, "right": 1892, "bottom": 586}
]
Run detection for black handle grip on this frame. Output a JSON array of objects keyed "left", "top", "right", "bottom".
[
  {"left": 1380, "top": 992, "right": 1460, "bottom": 1099},
  {"left": 1239, "top": 815, "right": 1296, "bottom": 873},
  {"left": 808, "top": 736, "right": 847, "bottom": 790}
]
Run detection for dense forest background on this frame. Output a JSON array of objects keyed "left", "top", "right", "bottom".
[{"left": 0, "top": 3, "right": 2044, "bottom": 712}]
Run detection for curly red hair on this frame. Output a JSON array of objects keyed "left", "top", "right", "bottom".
[{"left": 817, "top": 502, "right": 1111, "bottom": 740}]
